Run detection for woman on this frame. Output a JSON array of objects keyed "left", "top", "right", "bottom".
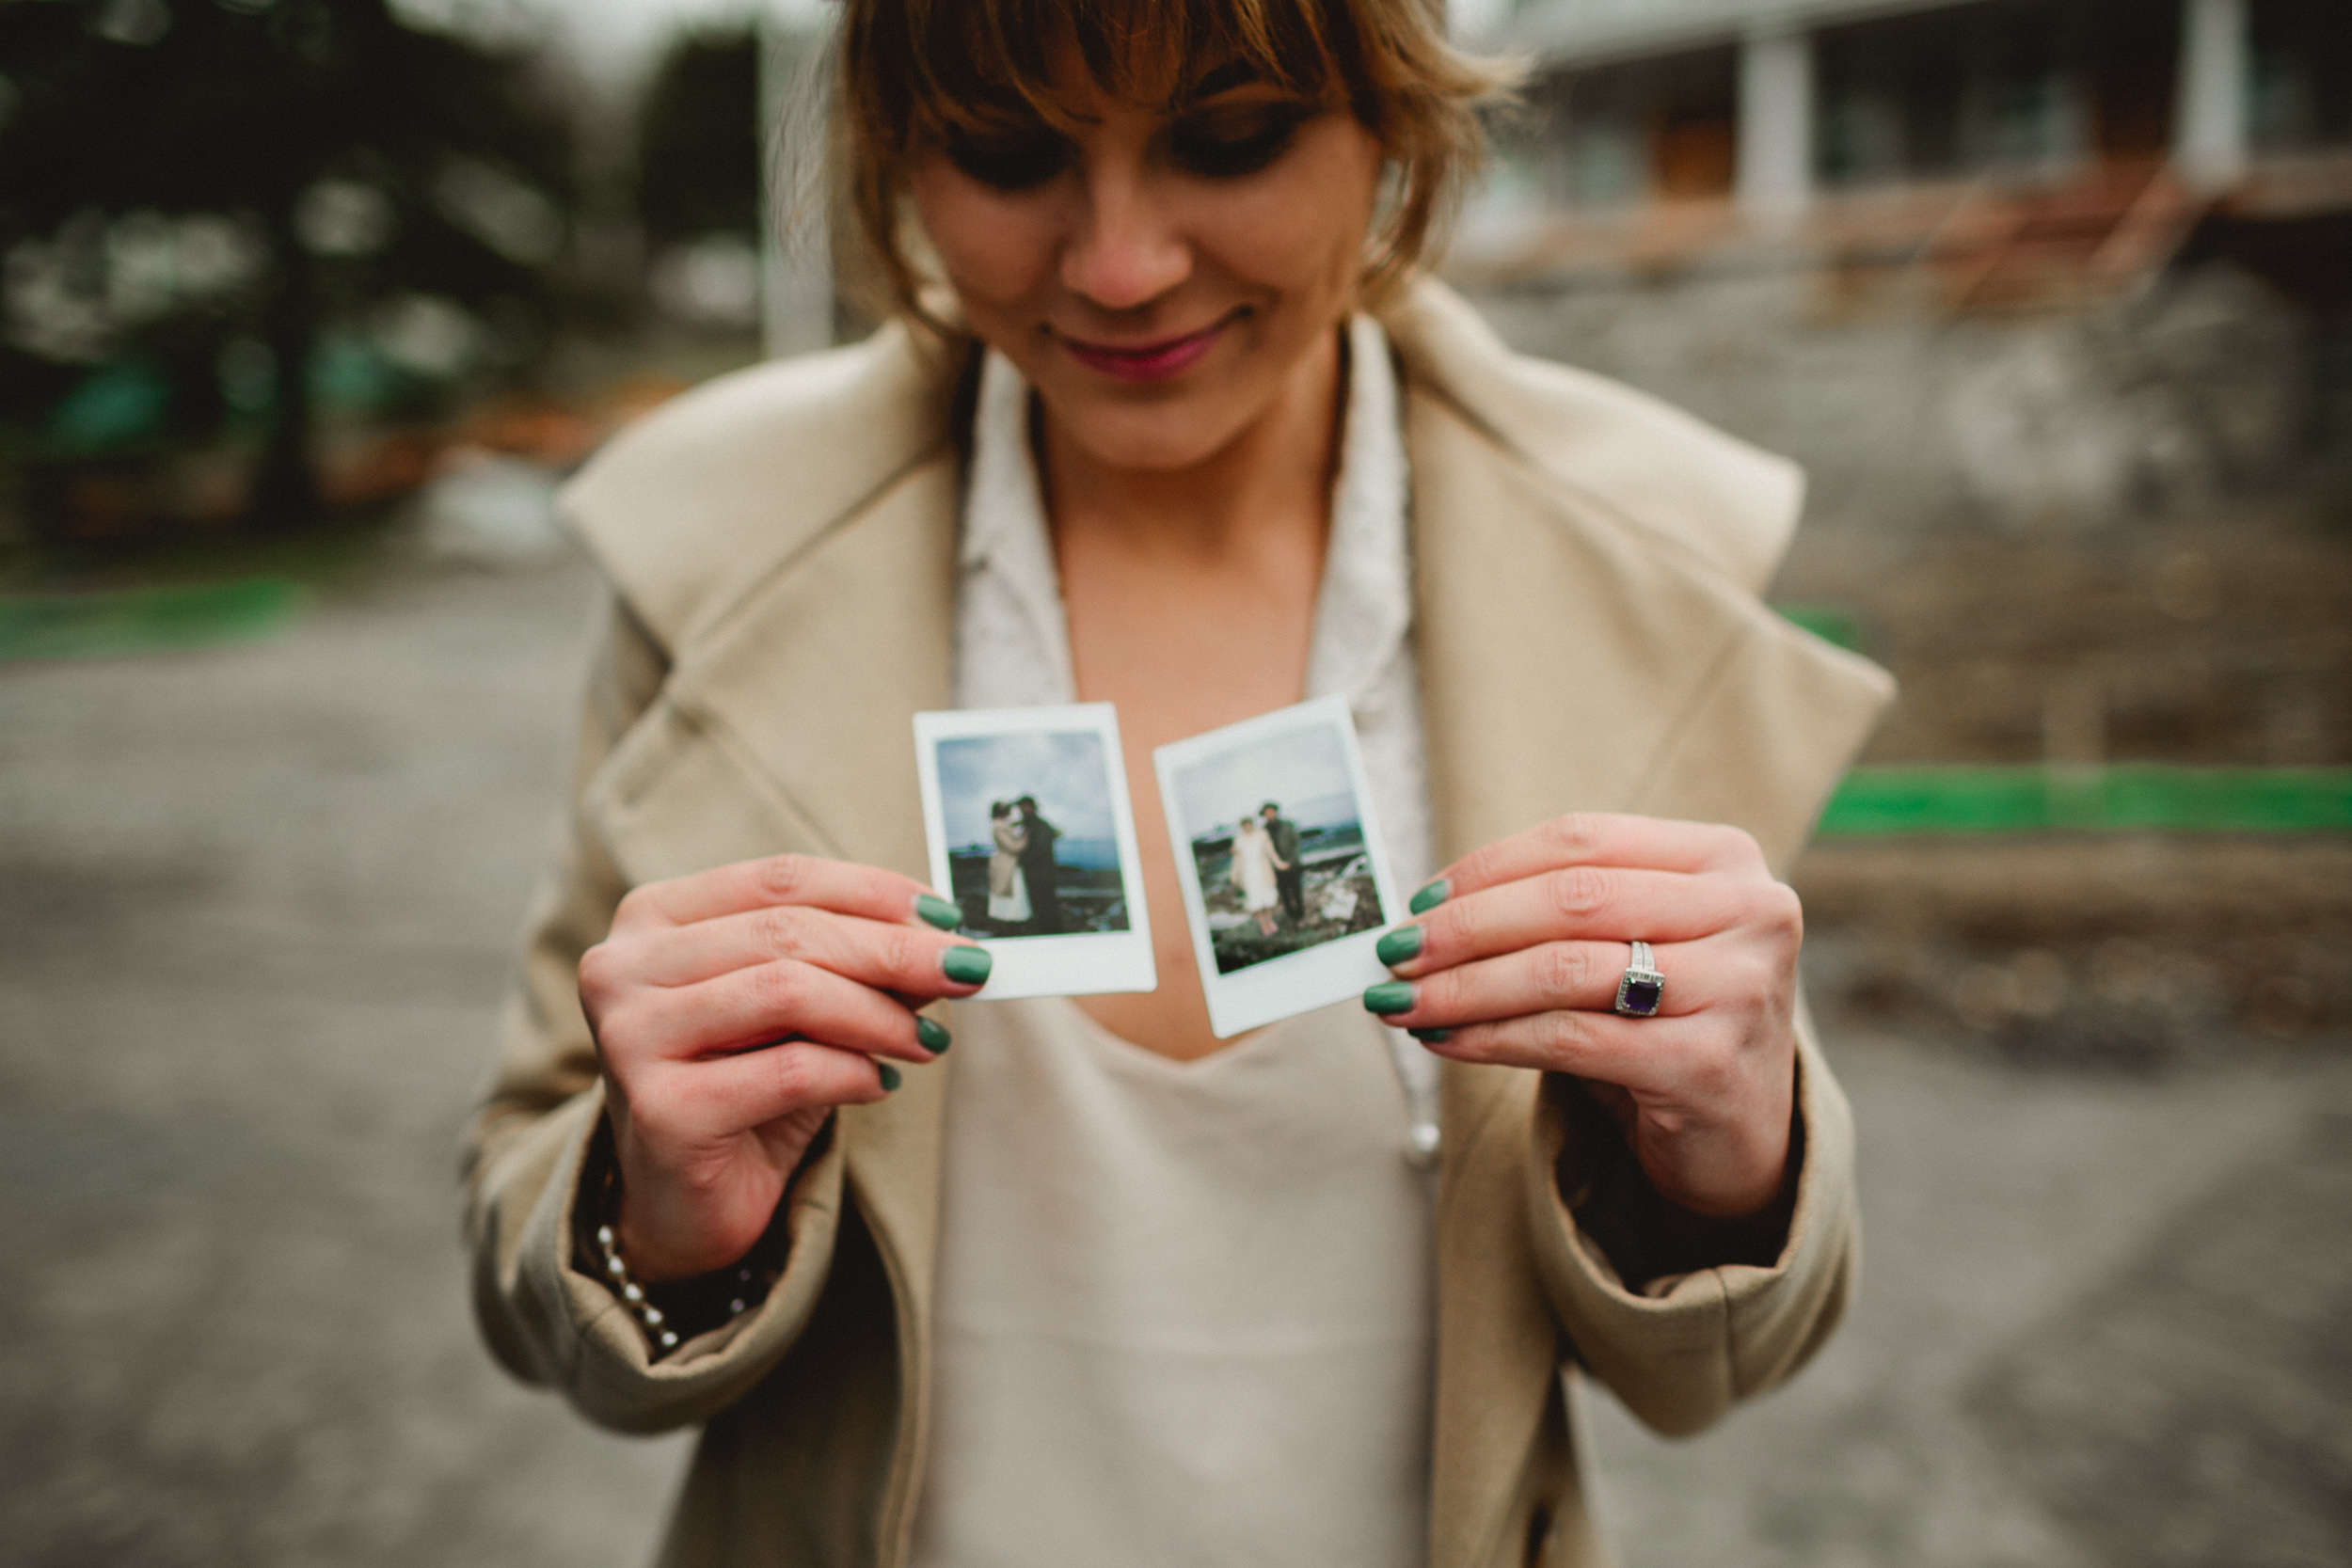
[
  {"left": 1229, "top": 814, "right": 1285, "bottom": 936},
  {"left": 462, "top": 3, "right": 1893, "bottom": 1565},
  {"left": 985, "top": 800, "right": 1031, "bottom": 929}
]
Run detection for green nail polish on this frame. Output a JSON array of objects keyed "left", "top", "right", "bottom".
[
  {"left": 915, "top": 1016, "right": 950, "bottom": 1054},
  {"left": 1408, "top": 879, "right": 1452, "bottom": 915},
  {"left": 942, "top": 945, "right": 993, "bottom": 986},
  {"left": 877, "top": 1062, "right": 901, "bottom": 1092},
  {"left": 1409, "top": 1026, "right": 1451, "bottom": 1044},
  {"left": 1375, "top": 925, "right": 1423, "bottom": 967},
  {"left": 916, "top": 894, "right": 961, "bottom": 931},
  {"left": 1363, "top": 981, "right": 1416, "bottom": 1016}
]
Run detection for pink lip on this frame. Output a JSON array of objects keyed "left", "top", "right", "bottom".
[{"left": 1057, "top": 317, "right": 1232, "bottom": 383}]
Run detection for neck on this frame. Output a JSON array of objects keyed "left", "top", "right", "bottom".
[{"left": 1038, "top": 324, "right": 1345, "bottom": 566}]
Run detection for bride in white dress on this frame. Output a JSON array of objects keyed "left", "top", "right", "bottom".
[{"left": 1228, "top": 816, "right": 1288, "bottom": 937}]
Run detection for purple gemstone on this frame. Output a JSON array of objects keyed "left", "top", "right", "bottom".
[{"left": 1622, "top": 978, "right": 1662, "bottom": 1014}]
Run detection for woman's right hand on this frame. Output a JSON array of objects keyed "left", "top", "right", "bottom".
[{"left": 578, "top": 854, "right": 990, "bottom": 1282}]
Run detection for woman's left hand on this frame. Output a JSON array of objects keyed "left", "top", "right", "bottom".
[{"left": 1364, "top": 813, "right": 1803, "bottom": 1220}]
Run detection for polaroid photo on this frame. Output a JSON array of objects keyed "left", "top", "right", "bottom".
[
  {"left": 913, "top": 703, "right": 1156, "bottom": 1000},
  {"left": 1153, "top": 694, "right": 1405, "bottom": 1038}
]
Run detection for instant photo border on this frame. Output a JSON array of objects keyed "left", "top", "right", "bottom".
[
  {"left": 912, "top": 703, "right": 1158, "bottom": 1001},
  {"left": 1153, "top": 694, "right": 1406, "bottom": 1039}
]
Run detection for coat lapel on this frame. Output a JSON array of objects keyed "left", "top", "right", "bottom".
[
  {"left": 654, "top": 438, "right": 963, "bottom": 1380},
  {"left": 569, "top": 332, "right": 972, "bottom": 1543},
  {"left": 1394, "top": 293, "right": 1892, "bottom": 1568}
]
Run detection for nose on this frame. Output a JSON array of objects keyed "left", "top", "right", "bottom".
[{"left": 1059, "top": 157, "right": 1190, "bottom": 310}]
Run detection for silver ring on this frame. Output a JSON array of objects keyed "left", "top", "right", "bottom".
[{"left": 1614, "top": 940, "right": 1665, "bottom": 1018}]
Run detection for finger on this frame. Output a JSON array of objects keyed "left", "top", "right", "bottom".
[
  {"left": 624, "top": 959, "right": 950, "bottom": 1065},
  {"left": 1410, "top": 1006, "right": 1692, "bottom": 1092},
  {"left": 656, "top": 1038, "right": 894, "bottom": 1136},
  {"left": 1386, "top": 866, "right": 1759, "bottom": 975},
  {"left": 622, "top": 904, "right": 989, "bottom": 996},
  {"left": 612, "top": 853, "right": 956, "bottom": 934},
  {"left": 1411, "top": 814, "right": 1765, "bottom": 911},
  {"left": 1375, "top": 938, "right": 1708, "bottom": 1027}
]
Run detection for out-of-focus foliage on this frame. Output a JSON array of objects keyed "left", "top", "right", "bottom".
[
  {"left": 636, "top": 26, "right": 764, "bottom": 333},
  {"left": 638, "top": 27, "right": 758, "bottom": 247},
  {"left": 0, "top": 0, "right": 580, "bottom": 530}
]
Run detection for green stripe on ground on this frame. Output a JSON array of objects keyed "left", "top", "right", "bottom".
[
  {"left": 1774, "top": 604, "right": 1867, "bottom": 654},
  {"left": 0, "top": 578, "right": 304, "bottom": 662},
  {"left": 1820, "top": 765, "right": 2352, "bottom": 835}
]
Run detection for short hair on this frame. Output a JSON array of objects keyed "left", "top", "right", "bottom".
[
  {"left": 1261, "top": 800, "right": 1280, "bottom": 813},
  {"left": 1017, "top": 795, "right": 1038, "bottom": 808},
  {"left": 832, "top": 0, "right": 1518, "bottom": 330}
]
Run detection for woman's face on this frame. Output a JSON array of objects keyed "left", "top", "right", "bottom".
[{"left": 905, "top": 54, "right": 1384, "bottom": 473}]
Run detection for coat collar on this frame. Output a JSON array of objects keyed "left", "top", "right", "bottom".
[{"left": 561, "top": 277, "right": 1884, "bottom": 882}]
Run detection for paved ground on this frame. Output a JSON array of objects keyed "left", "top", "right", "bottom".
[{"left": 3, "top": 557, "right": 2344, "bottom": 1567}]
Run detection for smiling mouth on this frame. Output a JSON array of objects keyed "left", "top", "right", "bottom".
[{"left": 1056, "top": 313, "right": 1240, "bottom": 383}]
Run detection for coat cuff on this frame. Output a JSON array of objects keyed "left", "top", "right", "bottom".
[
  {"left": 489, "top": 1083, "right": 852, "bottom": 1433},
  {"left": 1522, "top": 1013, "right": 1859, "bottom": 1436}
]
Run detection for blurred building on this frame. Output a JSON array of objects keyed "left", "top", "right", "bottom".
[
  {"left": 1455, "top": 0, "right": 2351, "bottom": 532},
  {"left": 1486, "top": 0, "right": 2346, "bottom": 220}
]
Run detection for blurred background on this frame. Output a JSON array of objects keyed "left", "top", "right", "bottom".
[{"left": 1, "top": 0, "right": 2344, "bottom": 1564}]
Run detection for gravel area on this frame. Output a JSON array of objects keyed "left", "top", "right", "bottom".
[{"left": 3, "top": 553, "right": 2344, "bottom": 1566}]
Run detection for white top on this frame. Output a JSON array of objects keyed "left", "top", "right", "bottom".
[
  {"left": 912, "top": 319, "right": 1440, "bottom": 1567},
  {"left": 908, "top": 1000, "right": 1437, "bottom": 1568}
]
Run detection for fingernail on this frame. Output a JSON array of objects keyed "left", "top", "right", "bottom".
[
  {"left": 1409, "top": 1026, "right": 1451, "bottom": 1044},
  {"left": 1409, "top": 879, "right": 1452, "bottom": 915},
  {"left": 877, "top": 1062, "right": 901, "bottom": 1092},
  {"left": 1375, "top": 926, "right": 1423, "bottom": 967},
  {"left": 915, "top": 1016, "right": 950, "bottom": 1055},
  {"left": 916, "top": 894, "right": 961, "bottom": 931},
  {"left": 942, "top": 945, "right": 993, "bottom": 987},
  {"left": 1363, "top": 981, "right": 1416, "bottom": 1016}
]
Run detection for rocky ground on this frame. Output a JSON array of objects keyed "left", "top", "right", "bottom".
[{"left": 3, "top": 551, "right": 2345, "bottom": 1566}]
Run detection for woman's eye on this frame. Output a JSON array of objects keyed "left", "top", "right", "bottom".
[
  {"left": 945, "top": 132, "right": 1072, "bottom": 193},
  {"left": 1169, "top": 111, "right": 1306, "bottom": 179}
]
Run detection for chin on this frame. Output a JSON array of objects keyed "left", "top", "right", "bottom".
[{"left": 1054, "top": 402, "right": 1252, "bottom": 473}]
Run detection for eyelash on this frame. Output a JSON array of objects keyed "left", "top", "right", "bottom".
[
  {"left": 946, "top": 135, "right": 1069, "bottom": 192},
  {"left": 1171, "top": 113, "right": 1306, "bottom": 178},
  {"left": 945, "top": 110, "right": 1309, "bottom": 193}
]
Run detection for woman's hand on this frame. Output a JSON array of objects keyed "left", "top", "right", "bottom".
[
  {"left": 1364, "top": 814, "right": 1802, "bottom": 1220},
  {"left": 579, "top": 855, "right": 991, "bottom": 1282}
]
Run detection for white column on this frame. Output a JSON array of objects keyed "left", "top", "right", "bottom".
[
  {"left": 759, "top": 0, "right": 834, "bottom": 358},
  {"left": 2174, "top": 0, "right": 2249, "bottom": 192},
  {"left": 1737, "top": 25, "right": 1813, "bottom": 226}
]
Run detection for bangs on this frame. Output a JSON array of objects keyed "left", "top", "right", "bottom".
[
  {"left": 834, "top": 0, "right": 1515, "bottom": 330},
  {"left": 875, "top": 0, "right": 1364, "bottom": 142}
]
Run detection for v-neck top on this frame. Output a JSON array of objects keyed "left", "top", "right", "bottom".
[
  {"left": 910, "top": 318, "right": 1440, "bottom": 1565},
  {"left": 906, "top": 998, "right": 1436, "bottom": 1568}
]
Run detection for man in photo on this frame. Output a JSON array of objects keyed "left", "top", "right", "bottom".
[
  {"left": 1015, "top": 796, "right": 1063, "bottom": 934},
  {"left": 1261, "top": 801, "right": 1306, "bottom": 927}
]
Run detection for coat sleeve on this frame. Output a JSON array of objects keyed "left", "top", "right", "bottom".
[
  {"left": 457, "top": 594, "right": 852, "bottom": 1434},
  {"left": 1520, "top": 997, "right": 1859, "bottom": 1437}
]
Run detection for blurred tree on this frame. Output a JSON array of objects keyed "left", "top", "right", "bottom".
[
  {"left": 0, "top": 0, "right": 578, "bottom": 532},
  {"left": 638, "top": 26, "right": 759, "bottom": 247},
  {"left": 635, "top": 26, "right": 764, "bottom": 335}
]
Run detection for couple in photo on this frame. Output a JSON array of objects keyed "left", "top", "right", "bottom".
[
  {"left": 985, "top": 797, "right": 1063, "bottom": 935},
  {"left": 1228, "top": 802, "right": 1304, "bottom": 938}
]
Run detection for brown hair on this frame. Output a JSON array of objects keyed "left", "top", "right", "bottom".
[{"left": 830, "top": 0, "right": 1516, "bottom": 331}]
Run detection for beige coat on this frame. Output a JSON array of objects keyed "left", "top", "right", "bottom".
[{"left": 461, "top": 278, "right": 1895, "bottom": 1568}]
